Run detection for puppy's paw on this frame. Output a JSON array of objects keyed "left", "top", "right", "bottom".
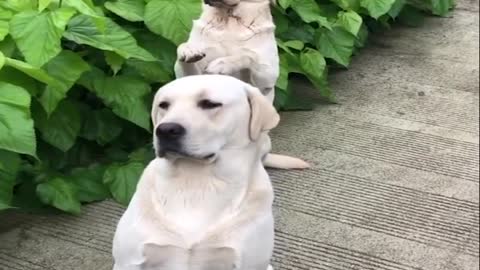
[
  {"left": 205, "top": 58, "right": 235, "bottom": 75},
  {"left": 177, "top": 43, "right": 206, "bottom": 63}
]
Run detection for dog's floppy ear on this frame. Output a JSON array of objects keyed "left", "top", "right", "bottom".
[{"left": 246, "top": 85, "right": 280, "bottom": 141}]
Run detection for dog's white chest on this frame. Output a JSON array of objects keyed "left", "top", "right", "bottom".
[
  {"left": 151, "top": 178, "right": 238, "bottom": 243},
  {"left": 193, "top": 19, "right": 274, "bottom": 44}
]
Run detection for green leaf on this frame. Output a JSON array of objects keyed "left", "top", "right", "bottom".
[
  {"left": 290, "top": 0, "right": 332, "bottom": 29},
  {"left": 132, "top": 30, "right": 177, "bottom": 72},
  {"left": 360, "top": 0, "right": 396, "bottom": 19},
  {"left": 1, "top": 0, "right": 36, "bottom": 11},
  {"left": 64, "top": 15, "right": 156, "bottom": 61},
  {"left": 0, "top": 6, "right": 14, "bottom": 20},
  {"left": 277, "top": 44, "right": 302, "bottom": 73},
  {"left": 337, "top": 10, "right": 363, "bottom": 36},
  {"left": 37, "top": 138, "right": 99, "bottom": 171},
  {"left": 278, "top": 22, "right": 315, "bottom": 44},
  {"left": 105, "top": 0, "right": 144, "bottom": 22},
  {"left": 355, "top": 23, "right": 369, "bottom": 48},
  {"left": 0, "top": 36, "right": 16, "bottom": 57},
  {"left": 330, "top": 0, "right": 361, "bottom": 11},
  {"left": 125, "top": 59, "right": 171, "bottom": 83},
  {"left": 398, "top": 4, "right": 425, "bottom": 27},
  {"left": 63, "top": 0, "right": 102, "bottom": 18},
  {"left": 4, "top": 57, "right": 60, "bottom": 86},
  {"left": 128, "top": 147, "right": 154, "bottom": 164},
  {"left": 0, "top": 66, "right": 40, "bottom": 96},
  {"left": 0, "top": 202, "right": 12, "bottom": 210},
  {"left": 11, "top": 180, "right": 45, "bottom": 211},
  {"left": 299, "top": 48, "right": 333, "bottom": 100},
  {"left": 80, "top": 108, "right": 123, "bottom": 145},
  {"left": 282, "top": 40, "right": 305, "bottom": 50},
  {"left": 38, "top": 0, "right": 52, "bottom": 11},
  {"left": 388, "top": 0, "right": 406, "bottom": 18},
  {"left": 144, "top": 0, "right": 201, "bottom": 45},
  {"left": 0, "top": 20, "right": 8, "bottom": 41},
  {"left": 0, "top": 82, "right": 36, "bottom": 157},
  {"left": 98, "top": 77, "right": 151, "bottom": 131},
  {"left": 103, "top": 161, "right": 144, "bottom": 205},
  {"left": 36, "top": 177, "right": 81, "bottom": 214},
  {"left": 104, "top": 51, "right": 124, "bottom": 75},
  {"left": 276, "top": 53, "right": 289, "bottom": 91},
  {"left": 9, "top": 7, "right": 77, "bottom": 67},
  {"left": 0, "top": 50, "right": 4, "bottom": 69},
  {"left": 431, "top": 0, "right": 452, "bottom": 16},
  {"left": 0, "top": 150, "right": 21, "bottom": 208},
  {"left": 316, "top": 26, "right": 356, "bottom": 67},
  {"left": 63, "top": 0, "right": 106, "bottom": 31},
  {"left": 85, "top": 72, "right": 152, "bottom": 130},
  {"left": 39, "top": 50, "right": 90, "bottom": 115},
  {"left": 300, "top": 49, "right": 327, "bottom": 77},
  {"left": 34, "top": 100, "right": 83, "bottom": 152},
  {"left": 77, "top": 65, "right": 104, "bottom": 91},
  {"left": 70, "top": 164, "right": 110, "bottom": 202},
  {"left": 272, "top": 7, "right": 289, "bottom": 35},
  {"left": 278, "top": 0, "right": 292, "bottom": 9}
]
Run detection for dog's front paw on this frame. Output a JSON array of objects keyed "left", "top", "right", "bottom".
[
  {"left": 177, "top": 43, "right": 206, "bottom": 63},
  {"left": 205, "top": 58, "right": 235, "bottom": 75}
]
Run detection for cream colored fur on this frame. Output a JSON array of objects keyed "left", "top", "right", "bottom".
[
  {"left": 174, "top": 0, "right": 309, "bottom": 170},
  {"left": 112, "top": 75, "right": 278, "bottom": 270}
]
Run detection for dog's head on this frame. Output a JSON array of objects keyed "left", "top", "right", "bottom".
[
  {"left": 151, "top": 75, "right": 279, "bottom": 162},
  {"left": 203, "top": 0, "right": 273, "bottom": 9}
]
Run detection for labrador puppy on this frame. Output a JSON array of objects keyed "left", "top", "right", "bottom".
[
  {"left": 112, "top": 75, "right": 276, "bottom": 270},
  {"left": 175, "top": 0, "right": 278, "bottom": 102},
  {"left": 175, "top": 0, "right": 309, "bottom": 170}
]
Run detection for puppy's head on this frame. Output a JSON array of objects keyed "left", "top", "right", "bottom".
[
  {"left": 151, "top": 75, "right": 279, "bottom": 162},
  {"left": 203, "top": 0, "right": 272, "bottom": 9}
]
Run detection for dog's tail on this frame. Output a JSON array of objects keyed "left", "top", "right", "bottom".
[{"left": 263, "top": 153, "right": 310, "bottom": 170}]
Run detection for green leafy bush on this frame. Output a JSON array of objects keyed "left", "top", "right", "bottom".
[{"left": 0, "top": 0, "right": 454, "bottom": 214}]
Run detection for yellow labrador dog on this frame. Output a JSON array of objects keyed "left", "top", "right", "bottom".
[
  {"left": 175, "top": 0, "right": 309, "bottom": 170},
  {"left": 112, "top": 75, "right": 276, "bottom": 270}
]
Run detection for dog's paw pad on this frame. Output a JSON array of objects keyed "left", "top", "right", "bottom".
[
  {"left": 185, "top": 53, "right": 206, "bottom": 63},
  {"left": 178, "top": 44, "right": 205, "bottom": 63}
]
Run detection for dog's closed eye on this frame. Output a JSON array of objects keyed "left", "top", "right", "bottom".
[
  {"left": 198, "top": 99, "right": 222, "bottom": 110},
  {"left": 159, "top": 101, "right": 170, "bottom": 110}
]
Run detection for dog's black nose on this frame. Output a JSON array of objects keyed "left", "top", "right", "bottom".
[
  {"left": 156, "top": 123, "right": 186, "bottom": 140},
  {"left": 204, "top": 0, "right": 219, "bottom": 5}
]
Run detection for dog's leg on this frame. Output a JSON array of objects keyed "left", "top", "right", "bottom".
[
  {"left": 205, "top": 49, "right": 277, "bottom": 101},
  {"left": 267, "top": 265, "right": 274, "bottom": 270},
  {"left": 175, "top": 43, "right": 205, "bottom": 77},
  {"left": 175, "top": 61, "right": 202, "bottom": 77}
]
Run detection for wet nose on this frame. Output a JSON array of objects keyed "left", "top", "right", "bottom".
[
  {"left": 156, "top": 123, "right": 186, "bottom": 140},
  {"left": 204, "top": 0, "right": 220, "bottom": 5}
]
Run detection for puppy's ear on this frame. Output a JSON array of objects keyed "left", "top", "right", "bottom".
[{"left": 246, "top": 85, "right": 280, "bottom": 141}]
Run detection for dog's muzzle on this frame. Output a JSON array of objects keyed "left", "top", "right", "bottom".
[
  {"left": 155, "top": 122, "right": 186, "bottom": 157},
  {"left": 203, "top": 0, "right": 234, "bottom": 7},
  {"left": 203, "top": 0, "right": 218, "bottom": 6}
]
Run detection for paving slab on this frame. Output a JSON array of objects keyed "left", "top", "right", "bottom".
[{"left": 1, "top": 4, "right": 479, "bottom": 270}]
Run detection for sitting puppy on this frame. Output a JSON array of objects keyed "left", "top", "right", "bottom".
[
  {"left": 175, "top": 0, "right": 278, "bottom": 102},
  {"left": 175, "top": 0, "right": 309, "bottom": 170},
  {"left": 112, "top": 75, "right": 276, "bottom": 270}
]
